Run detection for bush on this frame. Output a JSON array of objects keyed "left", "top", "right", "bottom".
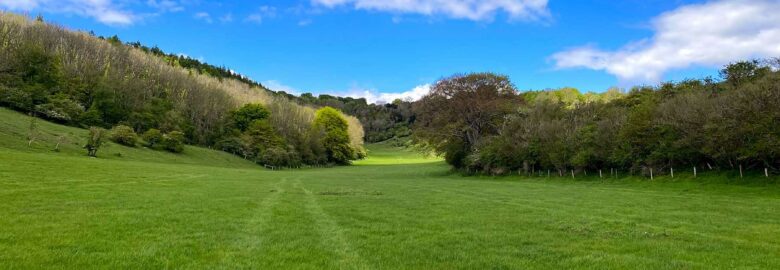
[
  {"left": 260, "top": 146, "right": 291, "bottom": 167},
  {"left": 84, "top": 127, "right": 106, "bottom": 157},
  {"left": 162, "top": 131, "right": 185, "bottom": 153},
  {"left": 142, "top": 128, "right": 163, "bottom": 148},
  {"left": 109, "top": 125, "right": 138, "bottom": 147}
]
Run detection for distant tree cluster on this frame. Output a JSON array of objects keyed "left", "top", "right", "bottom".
[
  {"left": 296, "top": 94, "right": 415, "bottom": 143},
  {"left": 414, "top": 60, "right": 780, "bottom": 176},
  {"left": 0, "top": 12, "right": 364, "bottom": 166}
]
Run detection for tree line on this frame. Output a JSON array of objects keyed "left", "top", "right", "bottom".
[
  {"left": 0, "top": 12, "right": 364, "bottom": 166},
  {"left": 295, "top": 94, "right": 415, "bottom": 143},
  {"left": 413, "top": 60, "right": 780, "bottom": 177}
]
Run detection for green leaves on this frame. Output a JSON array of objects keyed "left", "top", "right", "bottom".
[
  {"left": 313, "top": 107, "right": 356, "bottom": 165},
  {"left": 231, "top": 104, "right": 271, "bottom": 132}
]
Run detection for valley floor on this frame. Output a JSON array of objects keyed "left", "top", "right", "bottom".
[{"left": 1, "top": 143, "right": 780, "bottom": 269}]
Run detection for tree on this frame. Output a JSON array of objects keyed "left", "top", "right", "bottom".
[
  {"left": 313, "top": 107, "right": 355, "bottom": 164},
  {"left": 231, "top": 103, "right": 271, "bottom": 132},
  {"left": 413, "top": 73, "right": 520, "bottom": 168},
  {"left": 84, "top": 127, "right": 106, "bottom": 157},
  {"left": 720, "top": 60, "right": 771, "bottom": 88},
  {"left": 27, "top": 114, "right": 39, "bottom": 147}
]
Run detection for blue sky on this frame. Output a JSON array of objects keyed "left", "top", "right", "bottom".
[{"left": 2, "top": 0, "right": 779, "bottom": 103}]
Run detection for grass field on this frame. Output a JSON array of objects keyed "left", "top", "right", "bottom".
[{"left": 2, "top": 108, "right": 780, "bottom": 269}]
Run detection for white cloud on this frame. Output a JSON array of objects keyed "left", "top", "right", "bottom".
[
  {"left": 245, "top": 6, "right": 276, "bottom": 24},
  {"left": 0, "top": 0, "right": 38, "bottom": 10},
  {"left": 194, "top": 11, "right": 212, "bottom": 23},
  {"left": 146, "top": 0, "right": 183, "bottom": 12},
  {"left": 0, "top": 0, "right": 191, "bottom": 25},
  {"left": 551, "top": 0, "right": 780, "bottom": 84},
  {"left": 263, "top": 80, "right": 301, "bottom": 95},
  {"left": 312, "top": 0, "right": 549, "bottom": 21},
  {"left": 344, "top": 84, "right": 431, "bottom": 104}
]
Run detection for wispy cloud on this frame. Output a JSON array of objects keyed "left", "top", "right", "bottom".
[
  {"left": 0, "top": 0, "right": 137, "bottom": 25},
  {"left": 551, "top": 0, "right": 780, "bottom": 84},
  {"left": 311, "top": 0, "right": 549, "bottom": 22},
  {"left": 0, "top": 0, "right": 193, "bottom": 25},
  {"left": 0, "top": 0, "right": 38, "bottom": 10},
  {"left": 245, "top": 6, "right": 276, "bottom": 24},
  {"left": 146, "top": 0, "right": 183, "bottom": 13},
  {"left": 193, "top": 11, "right": 212, "bottom": 23}
]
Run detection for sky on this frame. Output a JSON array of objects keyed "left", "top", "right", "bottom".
[{"left": 1, "top": 0, "right": 779, "bottom": 103}]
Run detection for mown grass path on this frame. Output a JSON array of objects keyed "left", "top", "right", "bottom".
[{"left": 1, "top": 142, "right": 780, "bottom": 269}]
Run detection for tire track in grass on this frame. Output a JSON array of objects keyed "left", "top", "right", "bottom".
[
  {"left": 294, "top": 178, "right": 370, "bottom": 270},
  {"left": 227, "top": 177, "right": 288, "bottom": 258}
]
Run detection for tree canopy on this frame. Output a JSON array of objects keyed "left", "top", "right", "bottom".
[{"left": 313, "top": 107, "right": 356, "bottom": 165}]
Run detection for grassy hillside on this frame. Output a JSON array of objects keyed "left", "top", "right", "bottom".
[
  {"left": 0, "top": 108, "right": 257, "bottom": 168},
  {"left": 2, "top": 109, "right": 780, "bottom": 269}
]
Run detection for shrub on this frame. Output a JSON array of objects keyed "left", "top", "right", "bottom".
[
  {"left": 109, "top": 125, "right": 138, "bottom": 147},
  {"left": 142, "top": 128, "right": 163, "bottom": 148},
  {"left": 162, "top": 131, "right": 185, "bottom": 153},
  {"left": 260, "top": 146, "right": 291, "bottom": 167},
  {"left": 84, "top": 127, "right": 106, "bottom": 157}
]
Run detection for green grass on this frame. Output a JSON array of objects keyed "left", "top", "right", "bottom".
[
  {"left": 2, "top": 108, "right": 780, "bottom": 269},
  {"left": 0, "top": 108, "right": 258, "bottom": 169}
]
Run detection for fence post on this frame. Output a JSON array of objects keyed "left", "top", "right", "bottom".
[
  {"left": 671, "top": 167, "right": 674, "bottom": 178},
  {"left": 694, "top": 166, "right": 697, "bottom": 178},
  {"left": 766, "top": 168, "right": 770, "bottom": 178},
  {"left": 650, "top": 168, "right": 654, "bottom": 180},
  {"left": 599, "top": 169, "right": 603, "bottom": 179},
  {"left": 571, "top": 170, "right": 575, "bottom": 179}
]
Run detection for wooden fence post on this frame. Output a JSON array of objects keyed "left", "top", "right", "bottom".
[
  {"left": 671, "top": 167, "right": 674, "bottom": 178},
  {"left": 571, "top": 170, "right": 575, "bottom": 179},
  {"left": 599, "top": 169, "right": 603, "bottom": 179},
  {"left": 650, "top": 168, "right": 654, "bottom": 180},
  {"left": 694, "top": 166, "right": 697, "bottom": 178},
  {"left": 766, "top": 168, "right": 769, "bottom": 178}
]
